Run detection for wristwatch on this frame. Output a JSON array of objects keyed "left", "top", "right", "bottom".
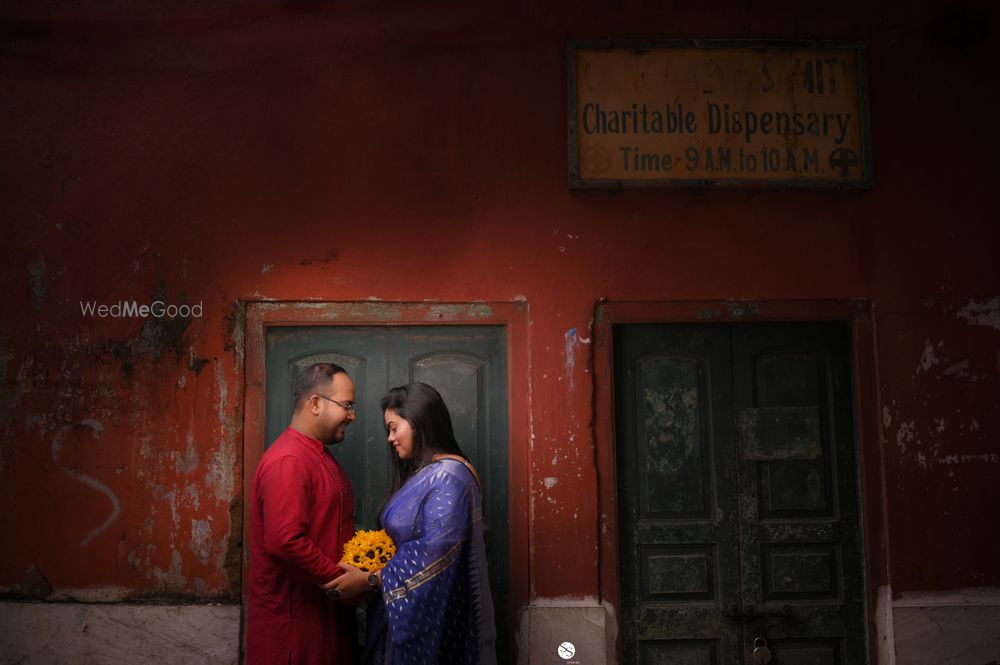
[{"left": 367, "top": 571, "right": 380, "bottom": 589}]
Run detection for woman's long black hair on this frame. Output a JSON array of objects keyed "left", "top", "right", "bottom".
[{"left": 380, "top": 382, "right": 467, "bottom": 494}]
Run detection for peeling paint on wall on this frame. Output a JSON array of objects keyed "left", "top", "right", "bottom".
[
  {"left": 725, "top": 301, "right": 761, "bottom": 318},
  {"left": 204, "top": 446, "right": 237, "bottom": 503},
  {"left": 918, "top": 340, "right": 940, "bottom": 372},
  {"left": 956, "top": 297, "right": 1000, "bottom": 331},
  {"left": 896, "top": 420, "right": 918, "bottom": 454},
  {"left": 563, "top": 327, "right": 591, "bottom": 396},
  {"left": 224, "top": 302, "right": 246, "bottom": 373},
  {"left": 939, "top": 453, "right": 999, "bottom": 465},
  {"left": 888, "top": 410, "right": 997, "bottom": 469},
  {"left": 941, "top": 358, "right": 973, "bottom": 381},
  {"left": 152, "top": 550, "right": 187, "bottom": 590},
  {"left": 174, "top": 431, "right": 200, "bottom": 474},
  {"left": 189, "top": 519, "right": 214, "bottom": 565},
  {"left": 136, "top": 290, "right": 195, "bottom": 364},
  {"left": 564, "top": 329, "right": 578, "bottom": 394}
]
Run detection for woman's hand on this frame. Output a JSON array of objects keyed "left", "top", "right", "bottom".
[{"left": 321, "top": 563, "right": 371, "bottom": 601}]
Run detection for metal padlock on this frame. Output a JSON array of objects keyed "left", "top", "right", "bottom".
[{"left": 751, "top": 636, "right": 772, "bottom": 664}]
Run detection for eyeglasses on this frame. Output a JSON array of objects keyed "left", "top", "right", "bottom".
[{"left": 314, "top": 394, "right": 356, "bottom": 413}]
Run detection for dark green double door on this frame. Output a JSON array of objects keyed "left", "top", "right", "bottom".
[
  {"left": 615, "top": 323, "right": 866, "bottom": 665},
  {"left": 264, "top": 325, "right": 509, "bottom": 658}
]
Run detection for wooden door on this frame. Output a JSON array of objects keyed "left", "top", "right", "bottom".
[{"left": 615, "top": 323, "right": 866, "bottom": 665}]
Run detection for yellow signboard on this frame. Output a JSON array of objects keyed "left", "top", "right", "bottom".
[{"left": 569, "top": 42, "right": 872, "bottom": 188}]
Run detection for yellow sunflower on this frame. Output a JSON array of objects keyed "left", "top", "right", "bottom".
[{"left": 339, "top": 529, "right": 396, "bottom": 572}]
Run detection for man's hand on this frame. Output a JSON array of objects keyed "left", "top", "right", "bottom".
[{"left": 321, "top": 563, "right": 371, "bottom": 601}]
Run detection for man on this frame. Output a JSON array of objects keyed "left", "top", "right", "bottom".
[{"left": 247, "top": 362, "right": 359, "bottom": 664}]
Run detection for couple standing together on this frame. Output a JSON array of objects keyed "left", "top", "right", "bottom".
[{"left": 247, "top": 363, "right": 497, "bottom": 665}]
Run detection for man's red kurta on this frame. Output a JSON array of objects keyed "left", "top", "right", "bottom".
[{"left": 248, "top": 427, "right": 355, "bottom": 664}]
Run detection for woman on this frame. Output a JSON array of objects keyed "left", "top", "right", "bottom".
[{"left": 329, "top": 383, "right": 497, "bottom": 665}]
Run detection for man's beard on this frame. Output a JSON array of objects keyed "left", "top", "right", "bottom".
[{"left": 323, "top": 424, "right": 347, "bottom": 445}]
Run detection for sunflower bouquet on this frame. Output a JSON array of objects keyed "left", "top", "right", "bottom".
[{"left": 340, "top": 529, "right": 396, "bottom": 572}]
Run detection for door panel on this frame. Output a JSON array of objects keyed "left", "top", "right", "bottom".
[
  {"left": 733, "top": 324, "right": 866, "bottom": 664},
  {"left": 615, "top": 324, "right": 741, "bottom": 663},
  {"left": 616, "top": 323, "right": 866, "bottom": 665},
  {"left": 265, "top": 325, "right": 509, "bottom": 660},
  {"left": 409, "top": 353, "right": 489, "bottom": 490}
]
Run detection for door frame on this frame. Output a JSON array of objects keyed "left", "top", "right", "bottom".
[
  {"left": 593, "top": 300, "right": 889, "bottom": 665},
  {"left": 240, "top": 300, "right": 530, "bottom": 660}
]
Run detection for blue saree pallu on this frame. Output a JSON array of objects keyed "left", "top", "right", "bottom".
[{"left": 366, "top": 459, "right": 497, "bottom": 665}]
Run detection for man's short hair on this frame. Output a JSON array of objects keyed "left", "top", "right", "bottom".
[{"left": 292, "top": 362, "right": 349, "bottom": 412}]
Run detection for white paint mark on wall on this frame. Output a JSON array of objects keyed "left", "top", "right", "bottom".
[
  {"left": 941, "top": 359, "right": 972, "bottom": 380},
  {"left": 153, "top": 550, "right": 187, "bottom": 590},
  {"left": 189, "top": 519, "right": 213, "bottom": 565},
  {"left": 174, "top": 430, "right": 199, "bottom": 474},
  {"left": 185, "top": 484, "right": 200, "bottom": 511},
  {"left": 940, "top": 453, "right": 999, "bottom": 465},
  {"left": 882, "top": 406, "right": 892, "bottom": 430},
  {"left": 205, "top": 361, "right": 237, "bottom": 501},
  {"left": 544, "top": 477, "right": 558, "bottom": 489},
  {"left": 563, "top": 327, "right": 592, "bottom": 396},
  {"left": 215, "top": 362, "right": 228, "bottom": 421},
  {"left": 957, "top": 297, "right": 1000, "bottom": 331},
  {"left": 156, "top": 487, "right": 181, "bottom": 532},
  {"left": 896, "top": 421, "right": 918, "bottom": 454},
  {"left": 919, "top": 340, "right": 940, "bottom": 372},
  {"left": 205, "top": 447, "right": 236, "bottom": 502},
  {"left": 564, "top": 329, "right": 577, "bottom": 394},
  {"left": 261, "top": 263, "right": 274, "bottom": 273},
  {"left": 50, "top": 421, "right": 122, "bottom": 547}
]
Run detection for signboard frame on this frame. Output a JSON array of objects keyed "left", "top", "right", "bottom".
[{"left": 567, "top": 39, "right": 873, "bottom": 189}]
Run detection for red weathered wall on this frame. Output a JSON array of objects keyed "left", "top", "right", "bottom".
[{"left": 1, "top": 0, "right": 996, "bottom": 610}]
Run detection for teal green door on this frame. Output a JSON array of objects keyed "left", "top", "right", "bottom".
[
  {"left": 265, "top": 325, "right": 509, "bottom": 658},
  {"left": 615, "top": 323, "right": 866, "bottom": 665}
]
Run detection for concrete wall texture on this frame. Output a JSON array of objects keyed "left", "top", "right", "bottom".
[{"left": 1, "top": 0, "right": 997, "bottom": 662}]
